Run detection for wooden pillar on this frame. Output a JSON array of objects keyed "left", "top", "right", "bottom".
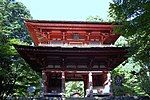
[
  {"left": 61, "top": 71, "right": 65, "bottom": 98},
  {"left": 86, "top": 71, "right": 93, "bottom": 97},
  {"left": 62, "top": 31, "right": 66, "bottom": 43},
  {"left": 86, "top": 31, "right": 90, "bottom": 44},
  {"left": 41, "top": 70, "right": 48, "bottom": 95},
  {"left": 88, "top": 72, "right": 93, "bottom": 88},
  {"left": 103, "top": 71, "right": 111, "bottom": 94},
  {"left": 83, "top": 75, "right": 88, "bottom": 96}
]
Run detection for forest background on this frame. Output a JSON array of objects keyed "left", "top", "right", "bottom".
[{"left": 0, "top": 0, "right": 149, "bottom": 99}]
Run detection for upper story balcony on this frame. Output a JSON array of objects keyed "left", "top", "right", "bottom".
[{"left": 25, "top": 20, "right": 119, "bottom": 47}]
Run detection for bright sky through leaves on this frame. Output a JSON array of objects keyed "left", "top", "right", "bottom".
[{"left": 17, "top": 0, "right": 112, "bottom": 21}]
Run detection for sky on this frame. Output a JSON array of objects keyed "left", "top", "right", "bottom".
[{"left": 17, "top": 0, "right": 112, "bottom": 21}]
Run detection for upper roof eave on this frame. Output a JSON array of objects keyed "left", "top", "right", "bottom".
[{"left": 24, "top": 19, "right": 119, "bottom": 25}]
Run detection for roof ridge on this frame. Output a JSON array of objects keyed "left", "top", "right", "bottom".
[{"left": 24, "top": 19, "right": 118, "bottom": 25}]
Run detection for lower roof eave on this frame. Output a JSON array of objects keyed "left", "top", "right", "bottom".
[{"left": 14, "top": 44, "right": 128, "bottom": 72}]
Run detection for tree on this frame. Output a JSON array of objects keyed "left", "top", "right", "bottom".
[
  {"left": 65, "top": 81, "right": 84, "bottom": 97},
  {"left": 111, "top": 59, "right": 146, "bottom": 96},
  {"left": 86, "top": 15, "right": 104, "bottom": 22},
  {"left": 0, "top": 0, "right": 40, "bottom": 99},
  {"left": 109, "top": 0, "right": 150, "bottom": 96}
]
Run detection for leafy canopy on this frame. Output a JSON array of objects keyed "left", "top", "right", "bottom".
[
  {"left": 0, "top": 0, "right": 40, "bottom": 99},
  {"left": 109, "top": 0, "right": 150, "bottom": 96}
]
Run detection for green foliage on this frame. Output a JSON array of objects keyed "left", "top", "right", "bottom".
[
  {"left": 0, "top": 0, "right": 40, "bottom": 99},
  {"left": 0, "top": 0, "right": 32, "bottom": 43},
  {"left": 65, "top": 81, "right": 84, "bottom": 97},
  {"left": 112, "top": 58, "right": 146, "bottom": 96},
  {"left": 109, "top": 0, "right": 150, "bottom": 63},
  {"left": 109, "top": 0, "right": 150, "bottom": 96},
  {"left": 11, "top": 59, "right": 41, "bottom": 96},
  {"left": 86, "top": 15, "right": 104, "bottom": 22},
  {"left": 114, "top": 36, "right": 128, "bottom": 47}
]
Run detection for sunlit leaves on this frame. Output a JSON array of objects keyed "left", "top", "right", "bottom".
[
  {"left": 86, "top": 16, "right": 104, "bottom": 22},
  {"left": 0, "top": 0, "right": 40, "bottom": 99},
  {"left": 65, "top": 81, "right": 84, "bottom": 97},
  {"left": 109, "top": 0, "right": 150, "bottom": 96}
]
